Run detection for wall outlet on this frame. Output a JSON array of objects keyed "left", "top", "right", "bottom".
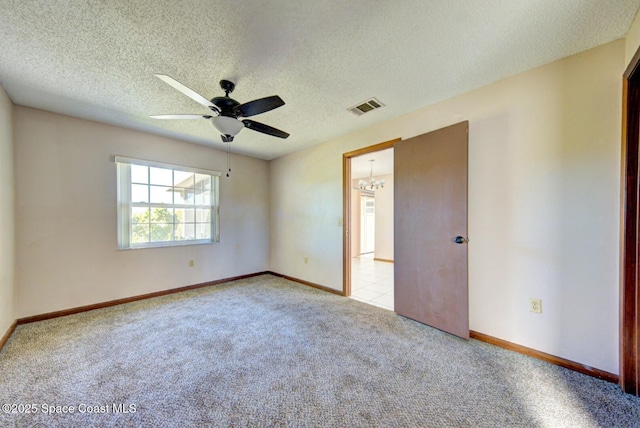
[
  {"left": 529, "top": 298, "right": 542, "bottom": 314},
  {"left": 304, "top": 257, "right": 308, "bottom": 264},
  {"left": 188, "top": 260, "right": 195, "bottom": 267}
]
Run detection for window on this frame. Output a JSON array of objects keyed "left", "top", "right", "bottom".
[
  {"left": 116, "top": 156, "right": 220, "bottom": 249},
  {"left": 364, "top": 197, "right": 375, "bottom": 215}
]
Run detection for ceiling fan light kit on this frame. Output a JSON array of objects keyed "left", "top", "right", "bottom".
[
  {"left": 211, "top": 115, "right": 245, "bottom": 138},
  {"left": 151, "top": 75, "right": 289, "bottom": 143}
]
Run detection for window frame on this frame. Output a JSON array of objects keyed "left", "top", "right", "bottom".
[{"left": 115, "top": 156, "right": 220, "bottom": 250}]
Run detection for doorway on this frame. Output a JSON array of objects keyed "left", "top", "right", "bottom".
[
  {"left": 349, "top": 150, "right": 395, "bottom": 310},
  {"left": 343, "top": 139, "right": 399, "bottom": 303},
  {"left": 350, "top": 148, "right": 394, "bottom": 311}
]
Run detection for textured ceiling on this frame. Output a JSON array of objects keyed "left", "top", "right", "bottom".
[{"left": 1, "top": 1, "right": 638, "bottom": 160}]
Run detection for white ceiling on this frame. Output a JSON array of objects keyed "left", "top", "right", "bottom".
[{"left": 0, "top": 1, "right": 638, "bottom": 161}]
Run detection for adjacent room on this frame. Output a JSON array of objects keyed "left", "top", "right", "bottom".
[
  {"left": 349, "top": 149, "right": 394, "bottom": 310},
  {"left": 2, "top": 1, "right": 640, "bottom": 426}
]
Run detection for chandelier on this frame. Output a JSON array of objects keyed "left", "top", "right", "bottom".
[{"left": 359, "top": 160, "right": 385, "bottom": 190}]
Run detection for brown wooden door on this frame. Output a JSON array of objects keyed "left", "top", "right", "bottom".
[{"left": 394, "top": 121, "right": 469, "bottom": 339}]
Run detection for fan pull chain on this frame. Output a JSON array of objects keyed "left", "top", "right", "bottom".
[{"left": 226, "top": 143, "right": 231, "bottom": 177}]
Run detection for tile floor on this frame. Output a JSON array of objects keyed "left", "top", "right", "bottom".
[{"left": 350, "top": 253, "right": 394, "bottom": 311}]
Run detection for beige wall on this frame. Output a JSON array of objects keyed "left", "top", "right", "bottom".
[
  {"left": 626, "top": 8, "right": 640, "bottom": 67},
  {"left": 270, "top": 39, "right": 624, "bottom": 374},
  {"left": 14, "top": 107, "right": 270, "bottom": 317},
  {"left": 0, "top": 85, "right": 15, "bottom": 335},
  {"left": 374, "top": 174, "right": 393, "bottom": 261}
]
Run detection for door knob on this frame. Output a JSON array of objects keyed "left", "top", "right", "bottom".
[{"left": 454, "top": 236, "right": 467, "bottom": 244}]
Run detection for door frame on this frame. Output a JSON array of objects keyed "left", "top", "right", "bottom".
[
  {"left": 343, "top": 138, "right": 400, "bottom": 297},
  {"left": 620, "top": 45, "right": 640, "bottom": 396}
]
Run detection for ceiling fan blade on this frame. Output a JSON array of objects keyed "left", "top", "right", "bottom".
[
  {"left": 150, "top": 114, "right": 212, "bottom": 119},
  {"left": 235, "top": 95, "right": 285, "bottom": 117},
  {"left": 242, "top": 120, "right": 289, "bottom": 139},
  {"left": 155, "top": 74, "right": 220, "bottom": 113}
]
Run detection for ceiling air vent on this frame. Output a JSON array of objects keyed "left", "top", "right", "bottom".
[{"left": 348, "top": 97, "right": 385, "bottom": 116}]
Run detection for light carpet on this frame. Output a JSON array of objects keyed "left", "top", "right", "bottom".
[{"left": 0, "top": 274, "right": 639, "bottom": 427}]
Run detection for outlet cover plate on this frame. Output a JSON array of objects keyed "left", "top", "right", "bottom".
[{"left": 529, "top": 298, "right": 542, "bottom": 314}]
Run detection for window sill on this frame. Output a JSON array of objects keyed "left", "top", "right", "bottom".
[{"left": 117, "top": 240, "right": 218, "bottom": 250}]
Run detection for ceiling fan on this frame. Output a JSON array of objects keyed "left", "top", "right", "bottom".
[{"left": 151, "top": 74, "right": 289, "bottom": 143}]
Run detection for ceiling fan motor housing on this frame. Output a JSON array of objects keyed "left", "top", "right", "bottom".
[
  {"left": 210, "top": 80, "right": 240, "bottom": 117},
  {"left": 210, "top": 96, "right": 240, "bottom": 117}
]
